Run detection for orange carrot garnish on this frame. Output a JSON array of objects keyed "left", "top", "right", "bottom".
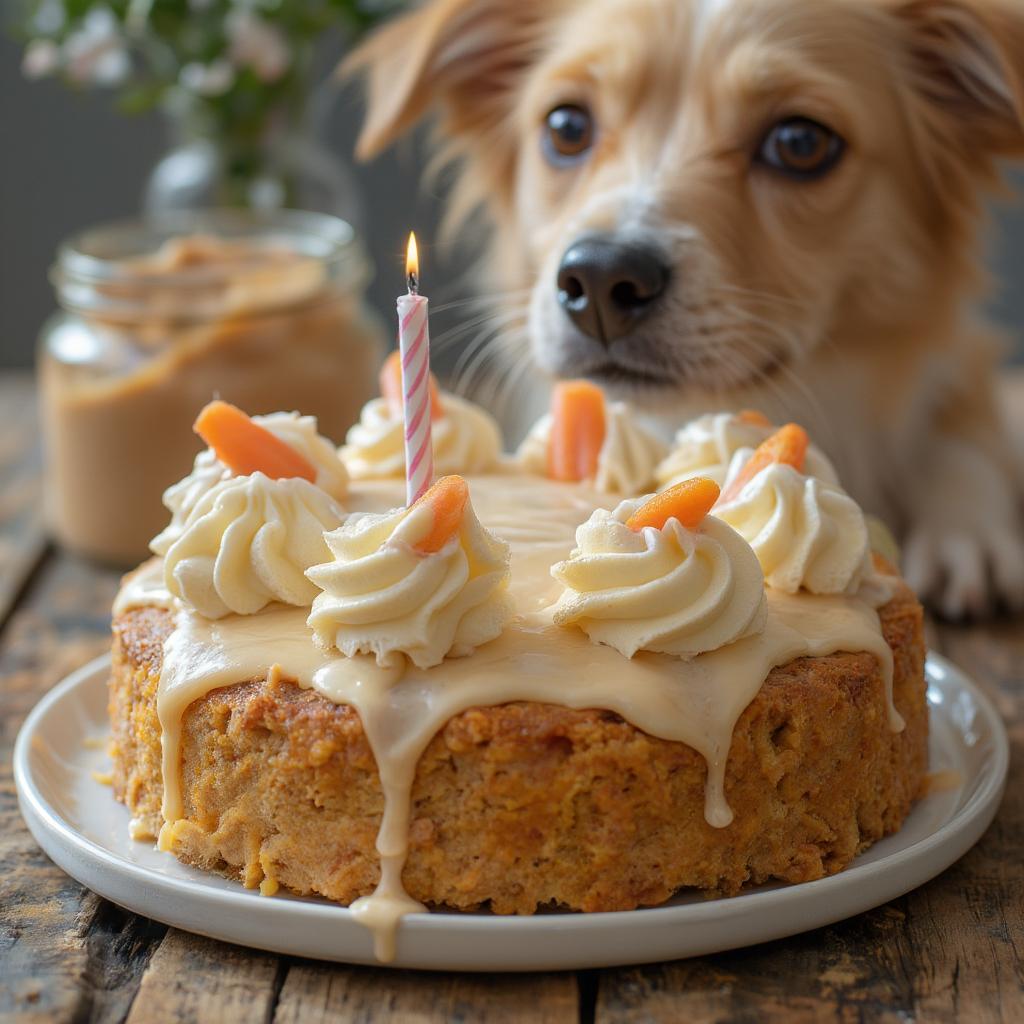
[
  {"left": 719, "top": 423, "right": 809, "bottom": 504},
  {"left": 193, "top": 400, "right": 317, "bottom": 482},
  {"left": 379, "top": 350, "right": 445, "bottom": 421},
  {"left": 737, "top": 409, "right": 771, "bottom": 428},
  {"left": 547, "top": 380, "right": 607, "bottom": 482},
  {"left": 412, "top": 475, "right": 469, "bottom": 553},
  {"left": 626, "top": 478, "right": 721, "bottom": 532}
]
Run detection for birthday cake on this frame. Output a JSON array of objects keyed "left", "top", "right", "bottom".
[{"left": 108, "top": 375, "right": 927, "bottom": 961}]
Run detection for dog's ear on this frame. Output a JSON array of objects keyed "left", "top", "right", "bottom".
[
  {"left": 344, "top": 0, "right": 554, "bottom": 161},
  {"left": 889, "top": 0, "right": 1024, "bottom": 157}
]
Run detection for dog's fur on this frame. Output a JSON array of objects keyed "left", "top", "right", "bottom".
[{"left": 349, "top": 0, "right": 1024, "bottom": 618}]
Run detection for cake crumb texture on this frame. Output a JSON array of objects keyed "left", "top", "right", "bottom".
[{"left": 110, "top": 585, "right": 927, "bottom": 913}]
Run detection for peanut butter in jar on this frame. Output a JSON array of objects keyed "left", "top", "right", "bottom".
[{"left": 39, "top": 210, "right": 386, "bottom": 566}]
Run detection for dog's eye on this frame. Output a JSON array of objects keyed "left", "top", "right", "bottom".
[
  {"left": 757, "top": 118, "right": 844, "bottom": 179},
  {"left": 543, "top": 105, "right": 594, "bottom": 164}
]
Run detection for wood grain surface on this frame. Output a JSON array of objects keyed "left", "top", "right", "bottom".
[{"left": 1, "top": 372, "right": 1021, "bottom": 1023}]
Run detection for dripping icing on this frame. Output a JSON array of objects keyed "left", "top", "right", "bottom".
[{"left": 129, "top": 474, "right": 903, "bottom": 962}]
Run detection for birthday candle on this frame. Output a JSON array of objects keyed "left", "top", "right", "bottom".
[{"left": 396, "top": 233, "right": 434, "bottom": 505}]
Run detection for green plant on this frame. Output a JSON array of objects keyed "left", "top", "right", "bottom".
[{"left": 18, "top": 0, "right": 400, "bottom": 138}]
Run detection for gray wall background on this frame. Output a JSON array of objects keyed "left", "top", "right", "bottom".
[{"left": 2, "top": 28, "right": 1023, "bottom": 369}]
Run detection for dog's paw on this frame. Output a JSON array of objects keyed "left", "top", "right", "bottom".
[{"left": 903, "top": 521, "right": 1024, "bottom": 620}]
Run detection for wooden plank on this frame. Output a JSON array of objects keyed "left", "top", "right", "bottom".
[
  {"left": 74, "top": 899, "right": 170, "bottom": 1024},
  {"left": 0, "top": 552, "right": 117, "bottom": 736},
  {"left": 0, "top": 552, "right": 138, "bottom": 1023},
  {"left": 125, "top": 930, "right": 282, "bottom": 1024},
  {"left": 273, "top": 963, "right": 579, "bottom": 1023},
  {"left": 0, "top": 372, "right": 46, "bottom": 627},
  {"left": 0, "top": 842, "right": 166, "bottom": 1024},
  {"left": 906, "top": 616, "right": 1024, "bottom": 1024},
  {"left": 595, "top": 915, "right": 917, "bottom": 1023}
]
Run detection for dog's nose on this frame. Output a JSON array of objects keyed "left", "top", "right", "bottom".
[{"left": 557, "top": 237, "right": 669, "bottom": 344}]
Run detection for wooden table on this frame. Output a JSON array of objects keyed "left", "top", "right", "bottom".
[{"left": 1, "top": 369, "right": 1022, "bottom": 1023}]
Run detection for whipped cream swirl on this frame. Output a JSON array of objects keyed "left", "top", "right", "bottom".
[
  {"left": 341, "top": 393, "right": 502, "bottom": 479},
  {"left": 656, "top": 412, "right": 837, "bottom": 488},
  {"left": 306, "top": 498, "right": 512, "bottom": 669},
  {"left": 152, "top": 411, "right": 348, "bottom": 553},
  {"left": 518, "top": 402, "right": 667, "bottom": 494},
  {"left": 551, "top": 497, "right": 766, "bottom": 658},
  {"left": 161, "top": 473, "right": 345, "bottom": 618},
  {"left": 716, "top": 457, "right": 870, "bottom": 594}
]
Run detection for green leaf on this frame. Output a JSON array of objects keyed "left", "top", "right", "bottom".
[{"left": 117, "top": 81, "right": 166, "bottom": 113}]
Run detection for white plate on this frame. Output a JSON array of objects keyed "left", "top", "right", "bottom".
[{"left": 14, "top": 653, "right": 1008, "bottom": 972}]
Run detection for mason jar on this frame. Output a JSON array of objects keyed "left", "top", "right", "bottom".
[{"left": 39, "top": 209, "right": 386, "bottom": 566}]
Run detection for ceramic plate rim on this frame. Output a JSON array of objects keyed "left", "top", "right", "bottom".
[{"left": 13, "top": 652, "right": 1009, "bottom": 969}]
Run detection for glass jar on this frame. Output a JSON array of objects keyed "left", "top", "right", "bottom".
[{"left": 39, "top": 209, "right": 386, "bottom": 566}]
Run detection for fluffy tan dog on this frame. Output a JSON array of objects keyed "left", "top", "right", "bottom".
[{"left": 349, "top": 0, "right": 1024, "bottom": 618}]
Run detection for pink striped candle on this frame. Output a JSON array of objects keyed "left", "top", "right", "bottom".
[{"left": 397, "top": 233, "right": 434, "bottom": 505}]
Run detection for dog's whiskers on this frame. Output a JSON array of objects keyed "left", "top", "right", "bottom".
[
  {"left": 675, "top": 299, "right": 836, "bottom": 447},
  {"left": 428, "top": 289, "right": 532, "bottom": 317},
  {"left": 450, "top": 326, "right": 506, "bottom": 383},
  {"left": 449, "top": 314, "right": 530, "bottom": 418},
  {"left": 475, "top": 337, "right": 533, "bottom": 420},
  {"left": 715, "top": 327, "right": 836, "bottom": 451},
  {"left": 456, "top": 343, "right": 520, "bottom": 412},
  {"left": 431, "top": 308, "right": 526, "bottom": 356},
  {"left": 450, "top": 314, "right": 528, "bottom": 395}
]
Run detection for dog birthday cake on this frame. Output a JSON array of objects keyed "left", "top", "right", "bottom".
[{"left": 108, "top": 375, "right": 927, "bottom": 960}]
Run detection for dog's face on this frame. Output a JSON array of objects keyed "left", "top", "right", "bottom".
[
  {"left": 514, "top": 0, "right": 940, "bottom": 396},
  {"left": 352, "top": 0, "right": 1024, "bottom": 405}
]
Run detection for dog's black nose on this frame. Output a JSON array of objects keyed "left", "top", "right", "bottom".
[{"left": 557, "top": 237, "right": 669, "bottom": 344}]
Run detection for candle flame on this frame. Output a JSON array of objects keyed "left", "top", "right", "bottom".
[{"left": 405, "top": 232, "right": 419, "bottom": 291}]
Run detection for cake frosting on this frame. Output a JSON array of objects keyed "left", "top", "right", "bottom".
[
  {"left": 716, "top": 453, "right": 871, "bottom": 595},
  {"left": 518, "top": 401, "right": 667, "bottom": 494},
  {"left": 114, "top": 395, "right": 916, "bottom": 965},
  {"left": 152, "top": 411, "right": 348, "bottom": 553},
  {"left": 656, "top": 411, "right": 837, "bottom": 489},
  {"left": 161, "top": 472, "right": 345, "bottom": 618},
  {"left": 306, "top": 478, "right": 512, "bottom": 669},
  {"left": 551, "top": 496, "right": 766, "bottom": 658},
  {"left": 342, "top": 392, "right": 502, "bottom": 479},
  {"left": 143, "top": 474, "right": 905, "bottom": 962}
]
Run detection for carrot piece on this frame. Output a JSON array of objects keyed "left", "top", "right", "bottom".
[
  {"left": 411, "top": 475, "right": 469, "bottom": 553},
  {"left": 193, "top": 400, "right": 317, "bottom": 482},
  {"left": 379, "top": 350, "right": 445, "bottom": 421},
  {"left": 719, "top": 422, "right": 809, "bottom": 504},
  {"left": 626, "top": 478, "right": 721, "bottom": 532},
  {"left": 737, "top": 409, "right": 771, "bottom": 427},
  {"left": 547, "top": 380, "right": 607, "bottom": 482}
]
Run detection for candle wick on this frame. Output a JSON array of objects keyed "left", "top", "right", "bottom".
[{"left": 407, "top": 271, "right": 419, "bottom": 296}]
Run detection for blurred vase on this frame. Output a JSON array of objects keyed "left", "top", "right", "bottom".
[{"left": 143, "top": 77, "right": 363, "bottom": 230}]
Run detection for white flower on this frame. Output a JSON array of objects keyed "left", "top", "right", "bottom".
[
  {"left": 33, "top": 0, "right": 65, "bottom": 35},
  {"left": 22, "top": 39, "right": 61, "bottom": 79},
  {"left": 63, "top": 8, "right": 131, "bottom": 86},
  {"left": 226, "top": 10, "right": 290, "bottom": 83},
  {"left": 179, "top": 60, "right": 235, "bottom": 97}
]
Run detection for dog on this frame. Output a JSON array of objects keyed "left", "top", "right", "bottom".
[{"left": 348, "top": 0, "right": 1024, "bottom": 619}]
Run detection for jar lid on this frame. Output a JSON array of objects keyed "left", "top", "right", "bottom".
[{"left": 52, "top": 209, "right": 372, "bottom": 323}]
